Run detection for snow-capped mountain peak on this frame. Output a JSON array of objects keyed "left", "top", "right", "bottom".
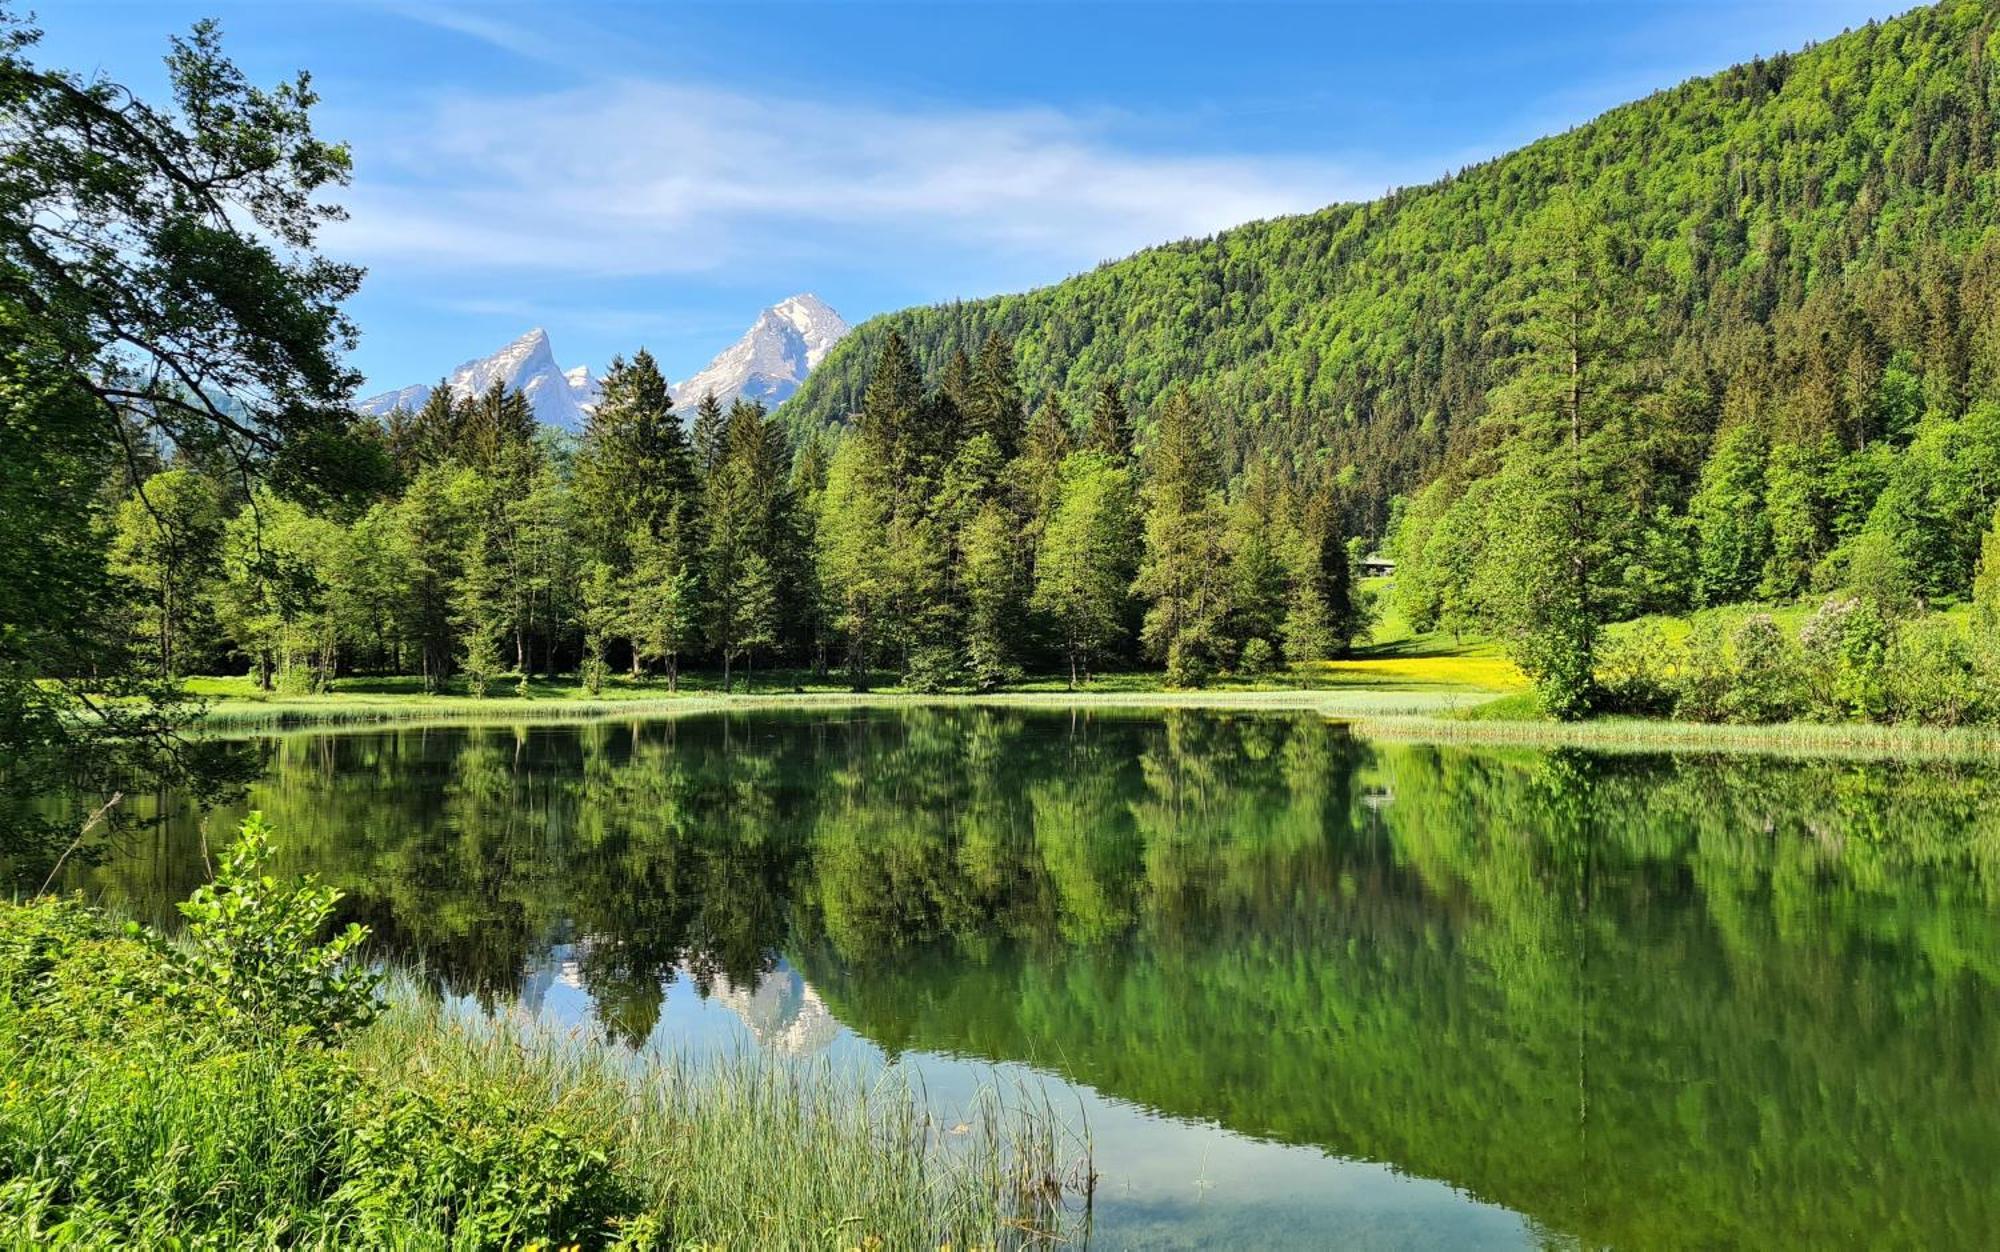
[
  {"left": 355, "top": 295, "right": 848, "bottom": 431},
  {"left": 674, "top": 293, "right": 849, "bottom": 411},
  {"left": 356, "top": 327, "right": 599, "bottom": 431}
]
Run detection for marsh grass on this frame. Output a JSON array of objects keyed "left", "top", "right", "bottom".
[
  {"left": 352, "top": 986, "right": 1095, "bottom": 1249},
  {"left": 0, "top": 870, "right": 1093, "bottom": 1247},
  {"left": 1352, "top": 709, "right": 2000, "bottom": 761},
  {"left": 186, "top": 677, "right": 1490, "bottom": 734}
]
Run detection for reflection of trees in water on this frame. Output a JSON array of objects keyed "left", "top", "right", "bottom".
[{"left": 56, "top": 710, "right": 2000, "bottom": 1244}]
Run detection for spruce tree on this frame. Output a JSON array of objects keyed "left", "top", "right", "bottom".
[
  {"left": 574, "top": 350, "right": 695, "bottom": 568},
  {"left": 968, "top": 332, "right": 1024, "bottom": 460},
  {"left": 1477, "top": 189, "right": 1650, "bottom": 718},
  {"left": 1133, "top": 389, "right": 1233, "bottom": 686},
  {"left": 691, "top": 390, "right": 727, "bottom": 480},
  {"left": 1087, "top": 382, "right": 1134, "bottom": 460},
  {"left": 452, "top": 524, "right": 507, "bottom": 698}
]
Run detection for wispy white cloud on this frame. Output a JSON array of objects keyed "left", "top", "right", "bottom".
[{"left": 327, "top": 71, "right": 1407, "bottom": 283}]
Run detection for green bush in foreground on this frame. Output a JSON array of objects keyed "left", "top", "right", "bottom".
[{"left": 0, "top": 815, "right": 1089, "bottom": 1247}]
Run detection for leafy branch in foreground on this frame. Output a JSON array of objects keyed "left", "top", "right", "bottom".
[{"left": 158, "top": 810, "right": 380, "bottom": 1041}]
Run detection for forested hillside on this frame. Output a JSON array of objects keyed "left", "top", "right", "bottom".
[{"left": 785, "top": 0, "right": 2000, "bottom": 546}]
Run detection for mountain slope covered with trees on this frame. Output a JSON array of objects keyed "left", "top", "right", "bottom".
[{"left": 785, "top": 0, "right": 2000, "bottom": 552}]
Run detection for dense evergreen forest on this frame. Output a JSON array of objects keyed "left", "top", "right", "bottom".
[{"left": 105, "top": 334, "right": 1363, "bottom": 697}]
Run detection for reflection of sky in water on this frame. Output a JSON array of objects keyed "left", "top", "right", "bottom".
[{"left": 491, "top": 941, "right": 1531, "bottom": 1250}]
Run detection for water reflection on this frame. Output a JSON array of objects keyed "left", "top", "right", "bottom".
[{"left": 37, "top": 708, "right": 2000, "bottom": 1248}]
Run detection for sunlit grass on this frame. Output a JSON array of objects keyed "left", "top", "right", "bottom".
[{"left": 352, "top": 983, "right": 1095, "bottom": 1249}]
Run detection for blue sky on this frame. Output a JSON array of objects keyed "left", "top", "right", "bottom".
[{"left": 47, "top": 1, "right": 1908, "bottom": 393}]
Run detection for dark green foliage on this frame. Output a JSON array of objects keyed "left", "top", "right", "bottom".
[{"left": 0, "top": 11, "right": 361, "bottom": 859}]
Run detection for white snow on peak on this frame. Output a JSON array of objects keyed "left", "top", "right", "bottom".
[
  {"left": 355, "top": 295, "right": 847, "bottom": 432},
  {"left": 674, "top": 293, "right": 850, "bottom": 411},
  {"left": 356, "top": 326, "right": 600, "bottom": 432}
]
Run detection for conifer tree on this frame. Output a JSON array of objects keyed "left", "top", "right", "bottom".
[
  {"left": 967, "top": 332, "right": 1024, "bottom": 460},
  {"left": 1087, "top": 382, "right": 1134, "bottom": 460},
  {"left": 705, "top": 400, "right": 791, "bottom": 691},
  {"left": 456, "top": 380, "right": 537, "bottom": 472},
  {"left": 1019, "top": 396, "right": 1076, "bottom": 538},
  {"left": 1282, "top": 486, "right": 1358, "bottom": 662},
  {"left": 628, "top": 516, "right": 698, "bottom": 690},
  {"left": 691, "top": 390, "right": 728, "bottom": 480},
  {"left": 1133, "top": 389, "right": 1233, "bottom": 686},
  {"left": 1476, "top": 189, "right": 1650, "bottom": 718},
  {"left": 859, "top": 331, "right": 922, "bottom": 484},
  {"left": 452, "top": 524, "right": 507, "bottom": 698},
  {"left": 575, "top": 350, "right": 695, "bottom": 567}
]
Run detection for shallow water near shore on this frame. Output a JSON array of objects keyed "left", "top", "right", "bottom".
[{"left": 43, "top": 706, "right": 2000, "bottom": 1248}]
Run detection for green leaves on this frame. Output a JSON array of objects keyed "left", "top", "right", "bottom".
[{"left": 165, "top": 811, "right": 381, "bottom": 1042}]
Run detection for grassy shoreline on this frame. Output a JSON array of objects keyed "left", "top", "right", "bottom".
[
  {"left": 0, "top": 887, "right": 1093, "bottom": 1246},
  {"left": 178, "top": 677, "right": 2000, "bottom": 761}
]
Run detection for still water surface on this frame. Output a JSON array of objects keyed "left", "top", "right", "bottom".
[{"left": 54, "top": 708, "right": 2000, "bottom": 1248}]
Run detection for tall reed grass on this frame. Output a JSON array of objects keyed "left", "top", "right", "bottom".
[{"left": 353, "top": 987, "right": 1095, "bottom": 1248}]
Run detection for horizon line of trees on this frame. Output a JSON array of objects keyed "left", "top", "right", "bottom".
[{"left": 102, "top": 332, "right": 1367, "bottom": 696}]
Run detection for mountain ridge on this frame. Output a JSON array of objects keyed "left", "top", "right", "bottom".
[
  {"left": 356, "top": 327, "right": 599, "bottom": 431},
  {"left": 356, "top": 294, "right": 848, "bottom": 431},
  {"left": 674, "top": 293, "right": 849, "bottom": 411},
  {"left": 777, "top": 0, "right": 1999, "bottom": 540}
]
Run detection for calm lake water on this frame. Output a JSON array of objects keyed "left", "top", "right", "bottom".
[{"left": 46, "top": 707, "right": 2000, "bottom": 1248}]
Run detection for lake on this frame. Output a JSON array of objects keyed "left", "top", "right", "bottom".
[{"left": 48, "top": 706, "right": 2000, "bottom": 1248}]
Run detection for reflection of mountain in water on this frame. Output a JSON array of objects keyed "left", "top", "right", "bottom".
[
  {"left": 701, "top": 959, "right": 839, "bottom": 1056},
  {"left": 523, "top": 939, "right": 836, "bottom": 1057}
]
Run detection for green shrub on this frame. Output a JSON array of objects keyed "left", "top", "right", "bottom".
[
  {"left": 1799, "top": 596, "right": 1894, "bottom": 721},
  {"left": 163, "top": 810, "right": 381, "bottom": 1042},
  {"left": 0, "top": 817, "right": 1092, "bottom": 1247},
  {"left": 336, "top": 1076, "right": 639, "bottom": 1247},
  {"left": 1238, "top": 636, "right": 1279, "bottom": 676},
  {"left": 903, "top": 643, "right": 964, "bottom": 694},
  {"left": 1669, "top": 618, "right": 1734, "bottom": 723},
  {"left": 1596, "top": 622, "right": 1677, "bottom": 716},
  {"left": 1886, "top": 618, "right": 1985, "bottom": 727},
  {"left": 1165, "top": 637, "right": 1213, "bottom": 688},
  {"left": 1721, "top": 614, "right": 1805, "bottom": 724}
]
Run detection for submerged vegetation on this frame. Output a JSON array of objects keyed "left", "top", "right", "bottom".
[{"left": 0, "top": 815, "right": 1090, "bottom": 1246}]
